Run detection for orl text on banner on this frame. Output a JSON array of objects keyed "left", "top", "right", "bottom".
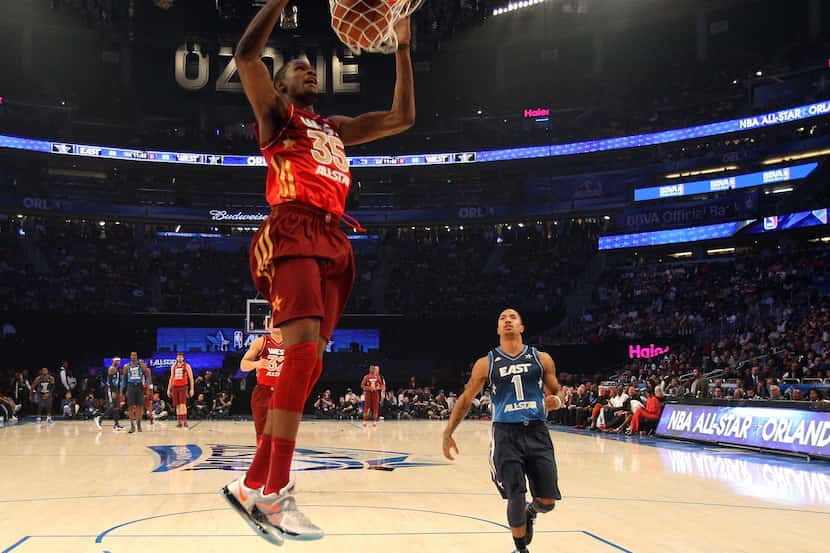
[{"left": 656, "top": 403, "right": 830, "bottom": 458}]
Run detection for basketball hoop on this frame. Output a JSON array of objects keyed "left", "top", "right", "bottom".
[
  {"left": 329, "top": 0, "right": 425, "bottom": 55},
  {"left": 246, "top": 299, "right": 273, "bottom": 335}
]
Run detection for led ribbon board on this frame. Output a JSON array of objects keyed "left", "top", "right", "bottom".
[
  {"left": 2, "top": 101, "right": 830, "bottom": 168},
  {"left": 634, "top": 162, "right": 819, "bottom": 202},
  {"left": 657, "top": 403, "right": 830, "bottom": 459},
  {"left": 598, "top": 208, "right": 828, "bottom": 250}
]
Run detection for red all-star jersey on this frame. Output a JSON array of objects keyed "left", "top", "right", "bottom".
[
  {"left": 257, "top": 334, "right": 285, "bottom": 388},
  {"left": 171, "top": 362, "right": 189, "bottom": 387},
  {"left": 361, "top": 374, "right": 384, "bottom": 396},
  {"left": 260, "top": 104, "right": 352, "bottom": 217}
]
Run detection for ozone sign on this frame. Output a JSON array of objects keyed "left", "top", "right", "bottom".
[
  {"left": 656, "top": 404, "right": 830, "bottom": 458},
  {"left": 175, "top": 43, "right": 360, "bottom": 94}
]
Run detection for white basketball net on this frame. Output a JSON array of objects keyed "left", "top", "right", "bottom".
[{"left": 329, "top": 0, "right": 424, "bottom": 55}]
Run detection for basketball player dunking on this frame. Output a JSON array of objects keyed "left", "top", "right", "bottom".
[
  {"left": 167, "top": 352, "right": 195, "bottom": 428},
  {"left": 95, "top": 357, "right": 125, "bottom": 430},
  {"left": 360, "top": 364, "right": 385, "bottom": 428},
  {"left": 221, "top": 0, "right": 415, "bottom": 543},
  {"left": 443, "top": 309, "right": 562, "bottom": 553},
  {"left": 240, "top": 325, "right": 284, "bottom": 446}
]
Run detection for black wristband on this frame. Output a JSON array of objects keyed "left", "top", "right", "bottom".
[{"left": 397, "top": 43, "right": 410, "bottom": 51}]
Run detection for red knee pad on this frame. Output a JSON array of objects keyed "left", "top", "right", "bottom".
[{"left": 272, "top": 341, "right": 318, "bottom": 413}]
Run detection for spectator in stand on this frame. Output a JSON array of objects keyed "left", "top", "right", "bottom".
[
  {"left": 11, "top": 372, "right": 30, "bottom": 415},
  {"left": 151, "top": 393, "right": 169, "bottom": 420},
  {"left": 399, "top": 396, "right": 413, "bottom": 420},
  {"left": 690, "top": 369, "right": 710, "bottom": 398},
  {"left": 0, "top": 394, "right": 19, "bottom": 423},
  {"left": 382, "top": 389, "right": 399, "bottom": 419},
  {"left": 81, "top": 393, "right": 98, "bottom": 419},
  {"left": 212, "top": 392, "right": 233, "bottom": 418},
  {"left": 589, "top": 388, "right": 611, "bottom": 430},
  {"left": 769, "top": 385, "right": 783, "bottom": 400},
  {"left": 712, "top": 386, "right": 724, "bottom": 399},
  {"left": 744, "top": 366, "right": 762, "bottom": 393},
  {"left": 568, "top": 384, "right": 591, "bottom": 428},
  {"left": 336, "top": 395, "right": 357, "bottom": 420},
  {"left": 61, "top": 391, "right": 79, "bottom": 418},
  {"left": 314, "top": 390, "right": 336, "bottom": 418},
  {"left": 411, "top": 389, "right": 431, "bottom": 419},
  {"left": 808, "top": 389, "right": 826, "bottom": 402},
  {"left": 628, "top": 389, "right": 663, "bottom": 435},
  {"left": 476, "top": 390, "right": 491, "bottom": 419},
  {"left": 446, "top": 392, "right": 457, "bottom": 411},
  {"left": 344, "top": 388, "right": 358, "bottom": 405},
  {"left": 194, "top": 393, "right": 209, "bottom": 419},
  {"left": 428, "top": 392, "right": 449, "bottom": 420}
]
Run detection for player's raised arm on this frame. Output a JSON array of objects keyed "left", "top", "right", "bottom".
[
  {"left": 538, "top": 351, "right": 561, "bottom": 397},
  {"left": 331, "top": 17, "right": 415, "bottom": 146},
  {"left": 442, "top": 357, "right": 490, "bottom": 460},
  {"left": 240, "top": 336, "right": 267, "bottom": 372},
  {"left": 235, "top": 0, "right": 291, "bottom": 139}
]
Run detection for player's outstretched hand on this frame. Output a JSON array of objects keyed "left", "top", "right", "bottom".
[
  {"left": 442, "top": 433, "right": 460, "bottom": 461},
  {"left": 394, "top": 16, "right": 411, "bottom": 46}
]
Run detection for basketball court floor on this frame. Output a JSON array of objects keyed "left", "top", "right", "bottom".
[{"left": 1, "top": 419, "right": 826, "bottom": 553}]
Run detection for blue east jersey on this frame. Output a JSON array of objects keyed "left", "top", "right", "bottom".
[
  {"left": 107, "top": 370, "right": 122, "bottom": 391},
  {"left": 125, "top": 363, "right": 145, "bottom": 386},
  {"left": 488, "top": 345, "right": 547, "bottom": 424}
]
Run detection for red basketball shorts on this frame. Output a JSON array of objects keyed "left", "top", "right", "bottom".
[
  {"left": 172, "top": 386, "right": 188, "bottom": 407},
  {"left": 251, "top": 384, "right": 274, "bottom": 438},
  {"left": 364, "top": 392, "right": 380, "bottom": 415},
  {"left": 250, "top": 202, "right": 355, "bottom": 341}
]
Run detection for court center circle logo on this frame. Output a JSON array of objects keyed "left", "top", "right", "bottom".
[{"left": 149, "top": 444, "right": 448, "bottom": 472}]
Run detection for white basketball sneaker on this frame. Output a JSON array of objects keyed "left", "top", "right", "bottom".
[
  {"left": 222, "top": 477, "right": 284, "bottom": 545},
  {"left": 254, "top": 480, "right": 323, "bottom": 541}
]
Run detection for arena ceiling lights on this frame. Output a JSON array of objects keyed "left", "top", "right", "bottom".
[{"left": 492, "top": 0, "right": 550, "bottom": 16}]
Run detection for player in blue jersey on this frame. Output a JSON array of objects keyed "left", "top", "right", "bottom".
[
  {"left": 443, "top": 308, "right": 562, "bottom": 553},
  {"left": 95, "top": 357, "right": 125, "bottom": 430},
  {"left": 121, "top": 352, "right": 151, "bottom": 434}
]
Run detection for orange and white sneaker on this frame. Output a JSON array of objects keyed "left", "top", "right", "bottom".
[
  {"left": 254, "top": 480, "right": 323, "bottom": 541},
  {"left": 222, "top": 478, "right": 284, "bottom": 545}
]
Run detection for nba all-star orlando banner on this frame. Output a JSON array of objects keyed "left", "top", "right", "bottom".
[{"left": 656, "top": 403, "right": 830, "bottom": 458}]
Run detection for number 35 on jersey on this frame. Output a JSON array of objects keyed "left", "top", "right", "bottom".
[{"left": 260, "top": 104, "right": 353, "bottom": 217}]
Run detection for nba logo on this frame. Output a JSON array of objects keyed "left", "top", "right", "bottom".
[
  {"left": 763, "top": 216, "right": 779, "bottom": 231},
  {"left": 233, "top": 331, "right": 244, "bottom": 350}
]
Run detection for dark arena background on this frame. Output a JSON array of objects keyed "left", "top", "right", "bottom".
[{"left": 1, "top": 1, "right": 829, "bottom": 552}]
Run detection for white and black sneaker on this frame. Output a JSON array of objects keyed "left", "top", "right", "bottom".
[
  {"left": 222, "top": 478, "right": 284, "bottom": 545},
  {"left": 94, "top": 416, "right": 103, "bottom": 429}
]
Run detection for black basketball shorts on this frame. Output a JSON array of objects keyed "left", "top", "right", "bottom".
[
  {"left": 490, "top": 420, "right": 562, "bottom": 500},
  {"left": 126, "top": 384, "right": 144, "bottom": 407}
]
